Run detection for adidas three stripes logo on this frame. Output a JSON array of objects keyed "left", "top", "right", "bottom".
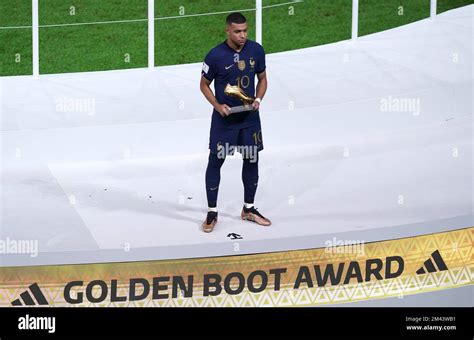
[
  {"left": 416, "top": 250, "right": 448, "bottom": 275},
  {"left": 11, "top": 283, "right": 49, "bottom": 306}
]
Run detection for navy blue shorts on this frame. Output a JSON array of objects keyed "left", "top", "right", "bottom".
[{"left": 209, "top": 123, "right": 264, "bottom": 157}]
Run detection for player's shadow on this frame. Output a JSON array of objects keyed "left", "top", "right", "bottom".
[{"left": 39, "top": 182, "right": 238, "bottom": 225}]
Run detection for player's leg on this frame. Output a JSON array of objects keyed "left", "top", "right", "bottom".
[
  {"left": 237, "top": 125, "right": 271, "bottom": 226},
  {"left": 242, "top": 152, "right": 259, "bottom": 208},
  {"left": 202, "top": 127, "right": 238, "bottom": 232},
  {"left": 202, "top": 152, "right": 225, "bottom": 233},
  {"left": 205, "top": 151, "right": 225, "bottom": 211}
]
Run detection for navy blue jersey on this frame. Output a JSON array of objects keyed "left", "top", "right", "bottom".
[{"left": 202, "top": 39, "right": 266, "bottom": 130}]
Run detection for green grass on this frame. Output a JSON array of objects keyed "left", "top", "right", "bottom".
[
  {"left": 154, "top": 0, "right": 255, "bottom": 66},
  {"left": 438, "top": 0, "right": 474, "bottom": 13},
  {"left": 0, "top": 0, "right": 472, "bottom": 76},
  {"left": 38, "top": 0, "right": 148, "bottom": 73},
  {"left": 359, "top": 0, "right": 431, "bottom": 36},
  {"left": 39, "top": 23, "right": 148, "bottom": 74},
  {"left": 0, "top": 0, "right": 32, "bottom": 75},
  {"left": 263, "top": 0, "right": 352, "bottom": 53},
  {"left": 39, "top": 0, "right": 147, "bottom": 25}
]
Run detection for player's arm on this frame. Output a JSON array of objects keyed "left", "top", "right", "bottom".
[
  {"left": 253, "top": 70, "right": 267, "bottom": 110},
  {"left": 200, "top": 76, "right": 231, "bottom": 117}
]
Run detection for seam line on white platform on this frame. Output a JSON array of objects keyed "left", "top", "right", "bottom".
[{"left": 0, "top": 0, "right": 303, "bottom": 30}]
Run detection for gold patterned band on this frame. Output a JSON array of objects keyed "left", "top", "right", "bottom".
[{"left": 1, "top": 227, "right": 472, "bottom": 307}]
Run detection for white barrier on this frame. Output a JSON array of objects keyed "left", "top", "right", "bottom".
[
  {"left": 352, "top": 0, "right": 359, "bottom": 40},
  {"left": 431, "top": 0, "right": 438, "bottom": 18},
  {"left": 256, "top": 0, "right": 263, "bottom": 45},
  {"left": 148, "top": 0, "right": 154, "bottom": 69},
  {"left": 32, "top": 0, "right": 39, "bottom": 77}
]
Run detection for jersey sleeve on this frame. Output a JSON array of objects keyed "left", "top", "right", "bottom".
[
  {"left": 256, "top": 45, "right": 266, "bottom": 74},
  {"left": 201, "top": 52, "right": 217, "bottom": 82}
]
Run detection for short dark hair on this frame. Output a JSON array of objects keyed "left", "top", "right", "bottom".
[{"left": 226, "top": 12, "right": 247, "bottom": 25}]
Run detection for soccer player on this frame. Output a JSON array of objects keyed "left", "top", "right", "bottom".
[{"left": 200, "top": 12, "right": 272, "bottom": 233}]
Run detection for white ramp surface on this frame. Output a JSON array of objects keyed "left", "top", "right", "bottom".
[{"left": 1, "top": 6, "right": 472, "bottom": 266}]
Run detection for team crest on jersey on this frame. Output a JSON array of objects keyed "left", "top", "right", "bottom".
[
  {"left": 249, "top": 57, "right": 256, "bottom": 70},
  {"left": 238, "top": 60, "right": 246, "bottom": 71}
]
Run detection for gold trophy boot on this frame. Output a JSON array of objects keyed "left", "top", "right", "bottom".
[
  {"left": 202, "top": 211, "right": 218, "bottom": 233},
  {"left": 241, "top": 206, "right": 271, "bottom": 226}
]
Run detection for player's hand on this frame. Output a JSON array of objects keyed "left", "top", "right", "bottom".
[
  {"left": 216, "top": 104, "right": 231, "bottom": 117},
  {"left": 252, "top": 100, "right": 260, "bottom": 111}
]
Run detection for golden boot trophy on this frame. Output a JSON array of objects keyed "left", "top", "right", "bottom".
[{"left": 224, "top": 84, "right": 255, "bottom": 114}]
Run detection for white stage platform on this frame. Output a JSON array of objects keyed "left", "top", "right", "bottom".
[{"left": 1, "top": 6, "right": 472, "bottom": 267}]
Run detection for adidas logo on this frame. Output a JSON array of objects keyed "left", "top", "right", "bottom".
[
  {"left": 11, "top": 283, "right": 49, "bottom": 306},
  {"left": 416, "top": 250, "right": 448, "bottom": 275},
  {"left": 227, "top": 233, "right": 243, "bottom": 240}
]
